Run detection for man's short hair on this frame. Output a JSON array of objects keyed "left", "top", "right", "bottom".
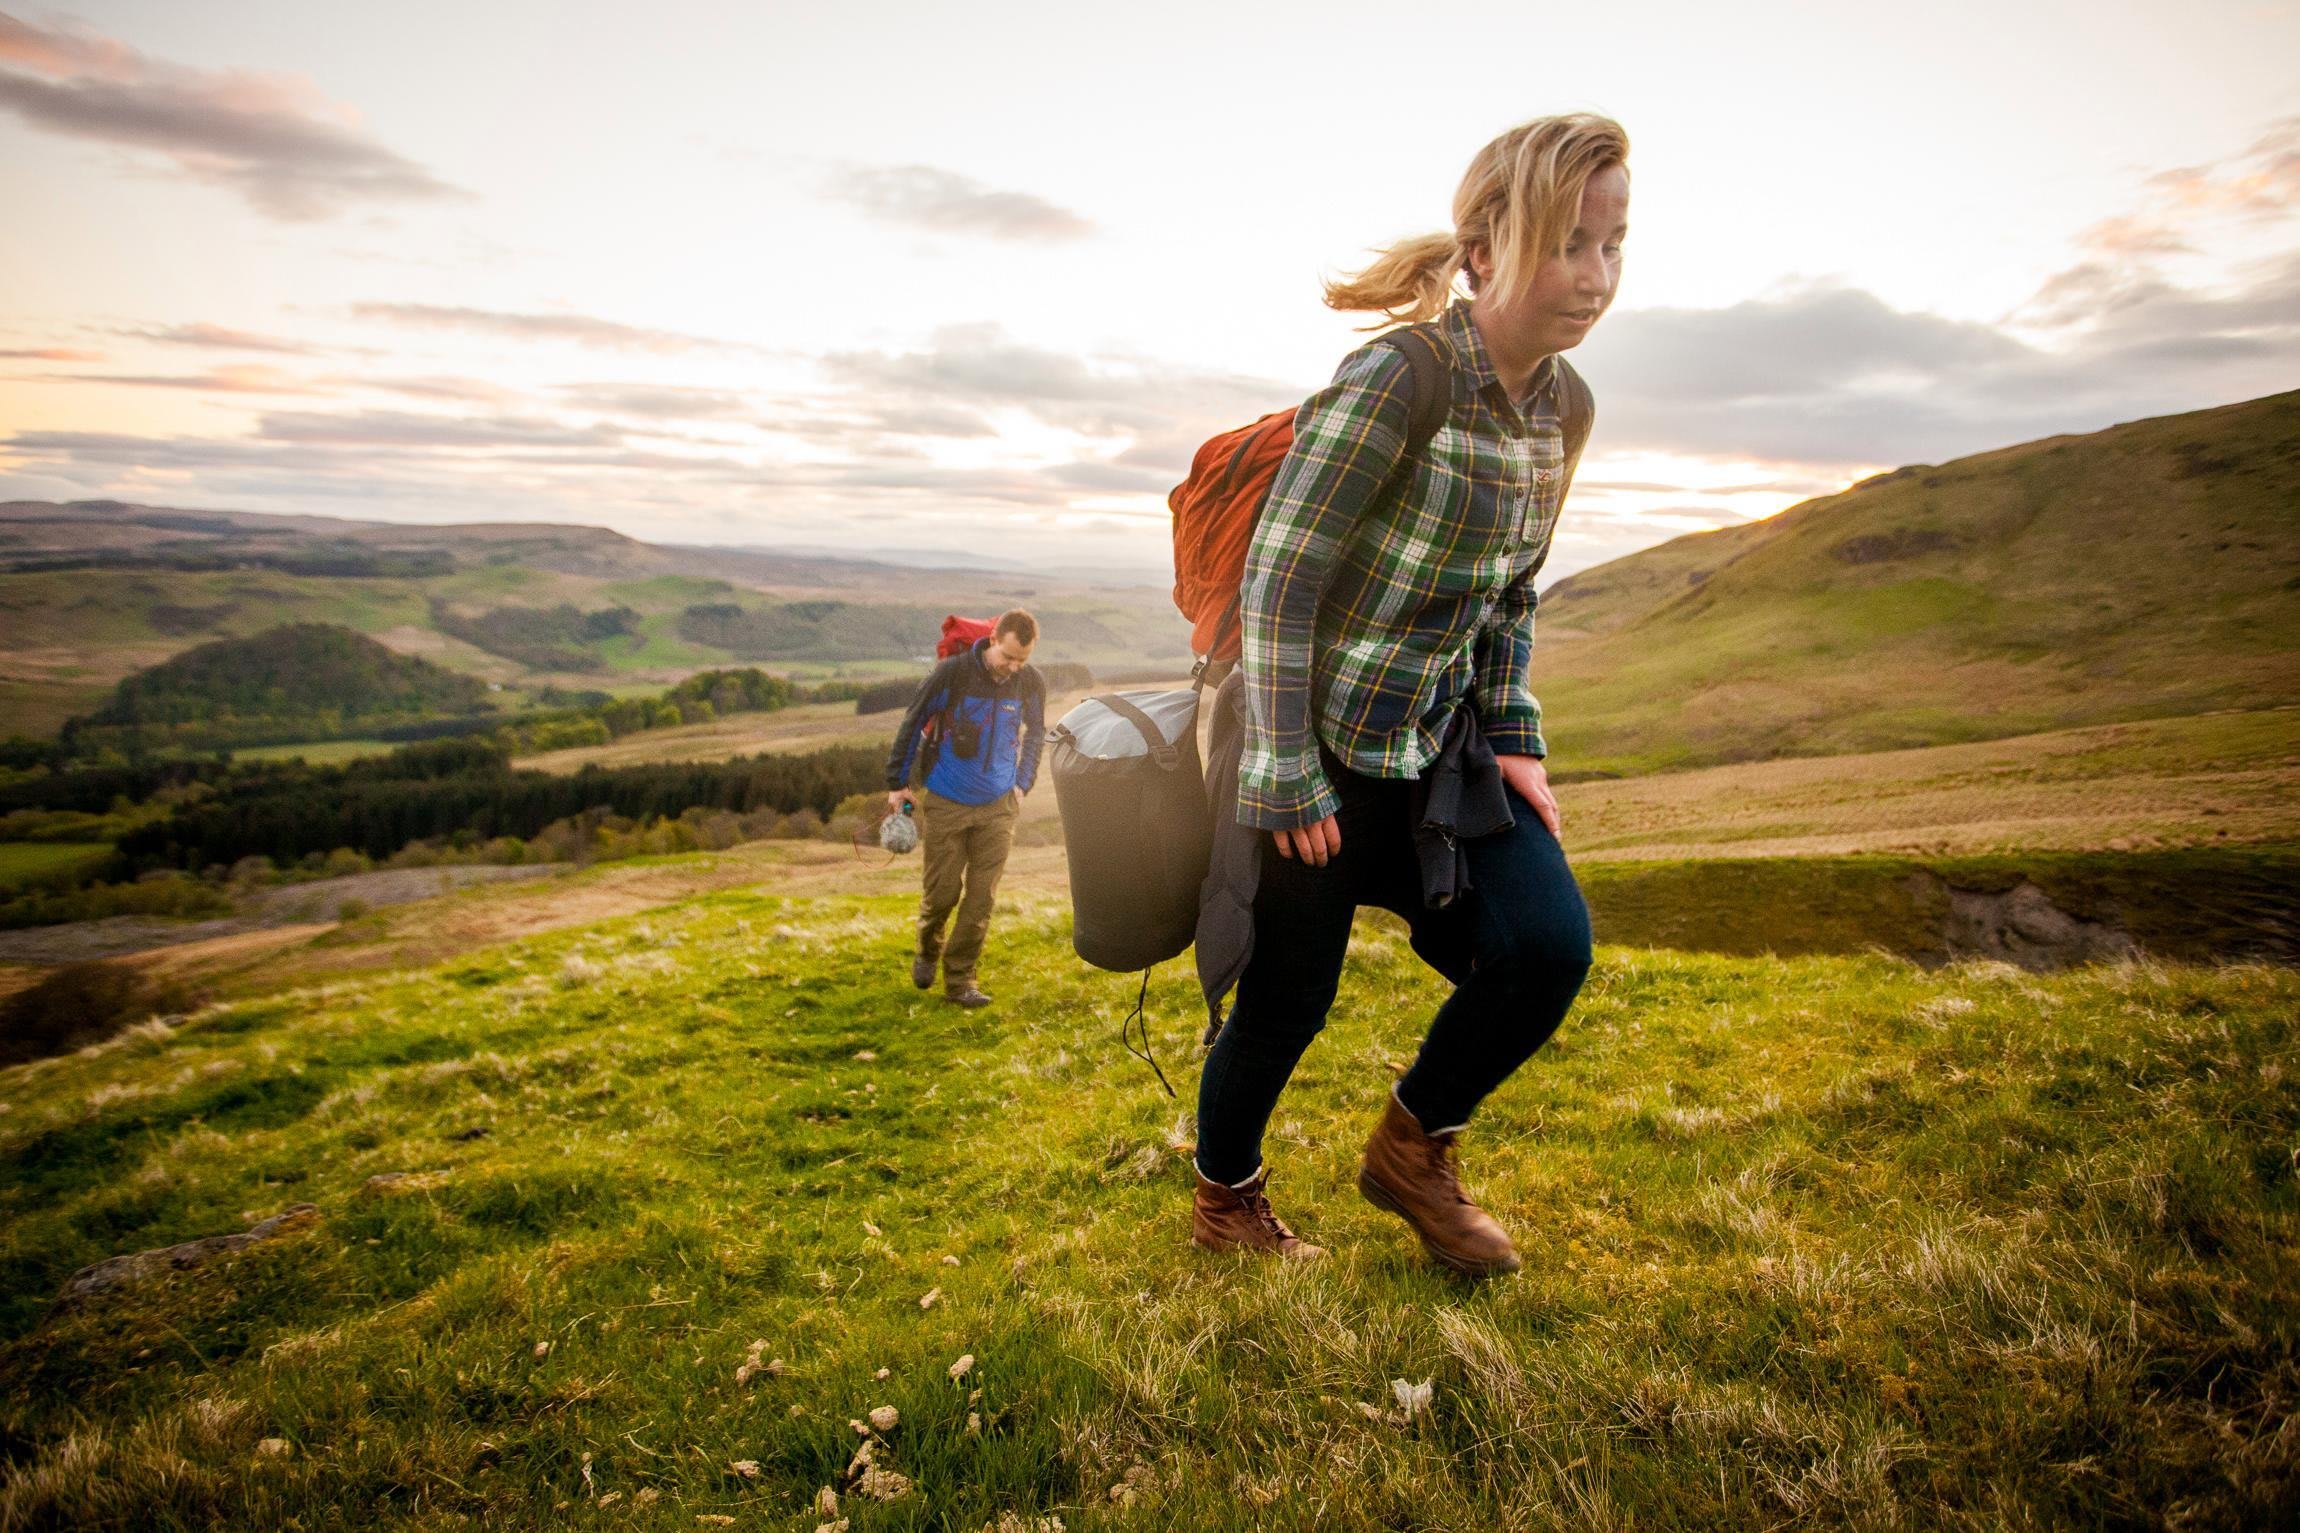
[{"left": 993, "top": 608, "right": 1038, "bottom": 645}]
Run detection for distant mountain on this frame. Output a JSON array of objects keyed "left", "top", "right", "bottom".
[
  {"left": 0, "top": 501, "right": 940, "bottom": 588},
  {"left": 1532, "top": 389, "right": 2300, "bottom": 774},
  {"left": 69, "top": 623, "right": 491, "bottom": 752}
]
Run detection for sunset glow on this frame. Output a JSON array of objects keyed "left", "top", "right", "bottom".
[{"left": 2, "top": 0, "right": 2294, "bottom": 579}]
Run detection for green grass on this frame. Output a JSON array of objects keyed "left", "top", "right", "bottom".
[
  {"left": 0, "top": 843, "right": 110, "bottom": 894},
  {"left": 603, "top": 613, "right": 734, "bottom": 673},
  {"left": 1, "top": 888, "right": 2293, "bottom": 1528},
  {"left": 229, "top": 739, "right": 399, "bottom": 766}
]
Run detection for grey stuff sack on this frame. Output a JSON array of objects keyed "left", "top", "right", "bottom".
[{"left": 1048, "top": 688, "right": 1211, "bottom": 972}]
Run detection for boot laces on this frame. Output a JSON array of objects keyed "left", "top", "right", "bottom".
[
  {"left": 1238, "top": 1181, "right": 1297, "bottom": 1241},
  {"left": 1416, "top": 1132, "right": 1470, "bottom": 1205}
]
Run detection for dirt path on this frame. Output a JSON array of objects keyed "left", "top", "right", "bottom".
[
  {"left": 0, "top": 864, "right": 557, "bottom": 966},
  {"left": 121, "top": 841, "right": 1069, "bottom": 997}
]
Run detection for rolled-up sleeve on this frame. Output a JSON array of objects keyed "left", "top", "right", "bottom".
[{"left": 1235, "top": 345, "right": 1411, "bottom": 830}]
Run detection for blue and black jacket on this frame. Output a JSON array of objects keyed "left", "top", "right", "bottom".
[{"left": 884, "top": 638, "right": 1047, "bottom": 806}]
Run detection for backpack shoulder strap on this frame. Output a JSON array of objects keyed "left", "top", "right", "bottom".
[
  {"left": 1092, "top": 694, "right": 1180, "bottom": 769},
  {"left": 939, "top": 649, "right": 982, "bottom": 717},
  {"left": 1550, "top": 353, "right": 1595, "bottom": 468},
  {"left": 1376, "top": 322, "right": 1454, "bottom": 459}
]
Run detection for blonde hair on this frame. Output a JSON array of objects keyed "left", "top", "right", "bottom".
[{"left": 1324, "top": 114, "right": 1630, "bottom": 327}]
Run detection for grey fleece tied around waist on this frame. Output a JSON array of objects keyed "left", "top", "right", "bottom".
[{"left": 1192, "top": 670, "right": 1516, "bottom": 1046}]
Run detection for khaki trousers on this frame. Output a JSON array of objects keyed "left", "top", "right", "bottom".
[{"left": 914, "top": 787, "right": 1020, "bottom": 990}]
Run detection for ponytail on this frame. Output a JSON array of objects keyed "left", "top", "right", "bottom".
[{"left": 1322, "top": 231, "right": 1464, "bottom": 328}]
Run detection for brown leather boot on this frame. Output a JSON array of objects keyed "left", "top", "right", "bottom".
[
  {"left": 1192, "top": 1165, "right": 1325, "bottom": 1259},
  {"left": 1358, "top": 1092, "right": 1521, "bottom": 1277}
]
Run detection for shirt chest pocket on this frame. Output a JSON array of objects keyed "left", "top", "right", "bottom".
[
  {"left": 1522, "top": 438, "right": 1565, "bottom": 550},
  {"left": 1462, "top": 436, "right": 1542, "bottom": 556}
]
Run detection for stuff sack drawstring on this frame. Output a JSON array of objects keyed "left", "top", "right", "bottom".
[{"left": 1119, "top": 968, "right": 1175, "bottom": 1098}]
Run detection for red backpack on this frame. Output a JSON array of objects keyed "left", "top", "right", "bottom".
[
  {"left": 1168, "top": 323, "right": 1592, "bottom": 669},
  {"left": 937, "top": 614, "right": 996, "bottom": 659}
]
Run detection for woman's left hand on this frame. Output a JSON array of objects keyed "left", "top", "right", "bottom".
[{"left": 1495, "top": 753, "right": 1560, "bottom": 839}]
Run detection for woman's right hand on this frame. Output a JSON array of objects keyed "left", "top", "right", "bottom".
[{"left": 1272, "top": 815, "right": 1342, "bottom": 867}]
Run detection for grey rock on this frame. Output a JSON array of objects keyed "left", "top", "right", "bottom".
[{"left": 52, "top": 1203, "right": 321, "bottom": 1312}]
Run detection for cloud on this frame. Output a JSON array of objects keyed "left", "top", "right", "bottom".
[
  {"left": 1044, "top": 460, "right": 1180, "bottom": 495},
  {"left": 16, "top": 364, "right": 523, "bottom": 407},
  {"left": 253, "top": 408, "right": 626, "bottom": 451},
  {"left": 119, "top": 322, "right": 323, "bottom": 355},
  {"left": 43, "top": 362, "right": 320, "bottom": 394},
  {"left": 820, "top": 323, "right": 1300, "bottom": 441},
  {"left": 823, "top": 164, "right": 1094, "bottom": 242},
  {"left": 2010, "top": 116, "right": 2300, "bottom": 330},
  {"left": 555, "top": 382, "right": 755, "bottom": 420},
  {"left": 854, "top": 402, "right": 999, "bottom": 439},
  {"left": 1577, "top": 477, "right": 1837, "bottom": 496},
  {"left": 0, "top": 346, "right": 102, "bottom": 361},
  {"left": 2074, "top": 214, "right": 2194, "bottom": 259},
  {"left": 1575, "top": 249, "right": 2300, "bottom": 466},
  {"left": 2144, "top": 115, "right": 2300, "bottom": 221},
  {"left": 0, "top": 10, "right": 465, "bottom": 221},
  {"left": 345, "top": 374, "right": 523, "bottom": 406},
  {"left": 3, "top": 429, "right": 347, "bottom": 472},
  {"left": 351, "top": 302, "right": 754, "bottom": 355}
]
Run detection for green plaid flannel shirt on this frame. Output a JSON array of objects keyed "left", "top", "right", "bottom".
[{"left": 1237, "top": 299, "right": 1583, "bottom": 830}]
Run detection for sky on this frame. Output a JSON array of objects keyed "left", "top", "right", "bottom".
[{"left": 1, "top": 0, "right": 2295, "bottom": 583}]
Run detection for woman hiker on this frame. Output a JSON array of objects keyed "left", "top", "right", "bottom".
[{"left": 1191, "top": 114, "right": 1627, "bottom": 1276}]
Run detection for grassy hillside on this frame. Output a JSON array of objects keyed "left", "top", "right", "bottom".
[
  {"left": 0, "top": 889, "right": 2292, "bottom": 1528},
  {"left": 1535, "top": 390, "right": 2300, "bottom": 773}
]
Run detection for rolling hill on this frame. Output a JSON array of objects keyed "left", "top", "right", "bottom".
[
  {"left": 64, "top": 624, "right": 492, "bottom": 753},
  {"left": 1533, "top": 389, "right": 2300, "bottom": 773},
  {"left": 0, "top": 503, "right": 1193, "bottom": 735}
]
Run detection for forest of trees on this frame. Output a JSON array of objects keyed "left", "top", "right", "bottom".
[
  {"left": 115, "top": 737, "right": 885, "bottom": 870},
  {"left": 428, "top": 599, "right": 641, "bottom": 671},
  {"left": 676, "top": 599, "right": 951, "bottom": 662},
  {"left": 64, "top": 624, "right": 490, "bottom": 754}
]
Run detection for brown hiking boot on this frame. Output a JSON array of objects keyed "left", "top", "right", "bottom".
[
  {"left": 1358, "top": 1092, "right": 1521, "bottom": 1277},
  {"left": 911, "top": 954, "right": 937, "bottom": 990},
  {"left": 944, "top": 983, "right": 992, "bottom": 1009},
  {"left": 1192, "top": 1165, "right": 1324, "bottom": 1259}
]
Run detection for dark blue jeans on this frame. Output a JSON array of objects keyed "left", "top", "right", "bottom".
[{"left": 1194, "top": 751, "right": 1593, "bottom": 1185}]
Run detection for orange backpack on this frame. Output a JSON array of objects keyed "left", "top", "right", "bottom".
[{"left": 1168, "top": 324, "right": 1455, "bottom": 670}]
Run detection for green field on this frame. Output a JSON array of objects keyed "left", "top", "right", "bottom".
[
  {"left": 229, "top": 739, "right": 400, "bottom": 766},
  {"left": 0, "top": 843, "right": 109, "bottom": 893},
  {"left": 1, "top": 888, "right": 2292, "bottom": 1527}
]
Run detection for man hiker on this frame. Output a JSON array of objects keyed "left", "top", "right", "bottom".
[{"left": 884, "top": 609, "right": 1047, "bottom": 1008}]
